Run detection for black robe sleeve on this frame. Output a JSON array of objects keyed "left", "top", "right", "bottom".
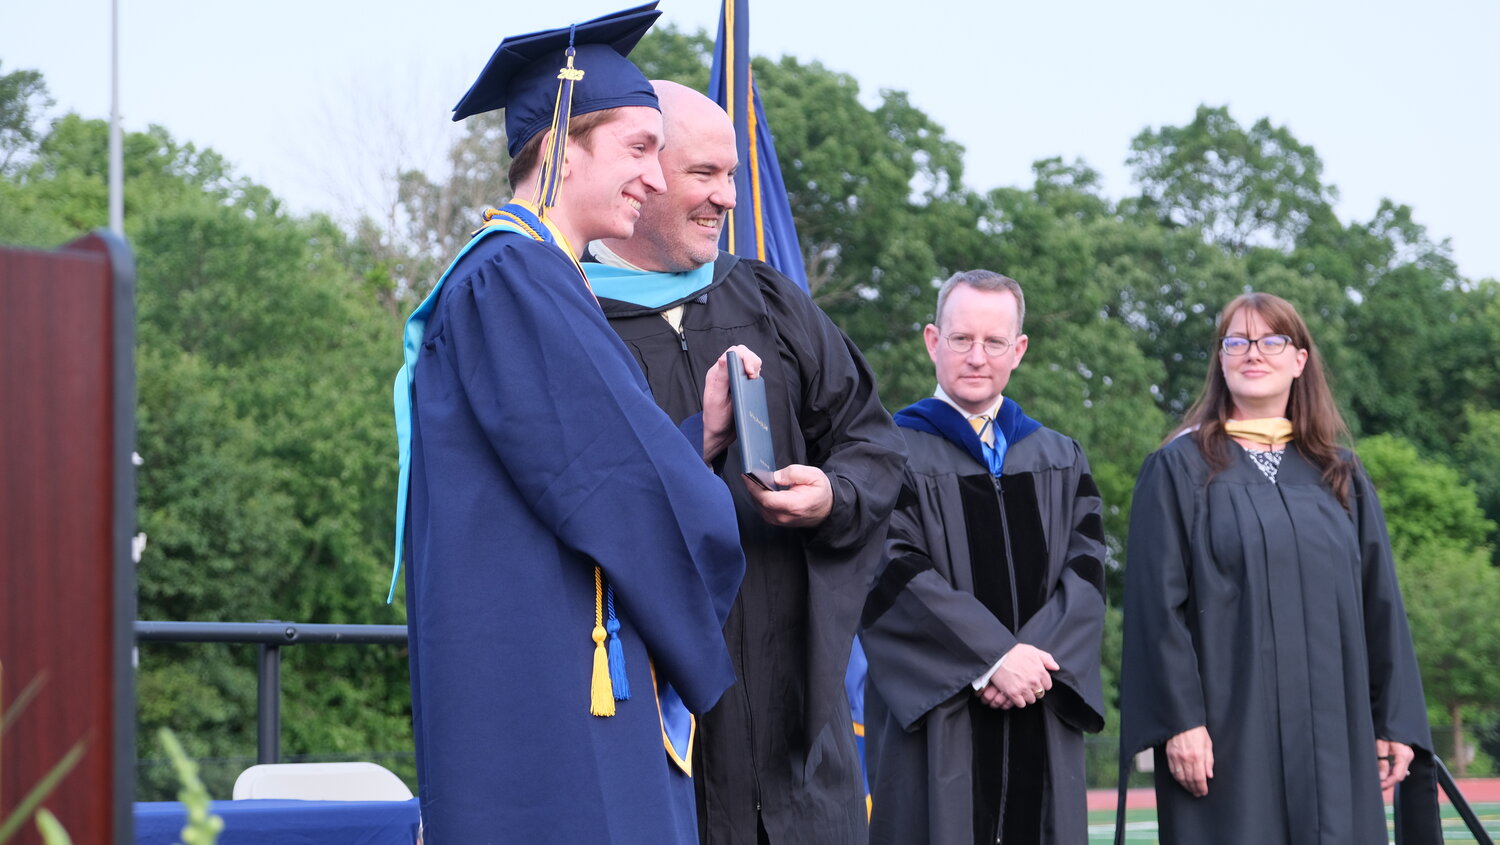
[
  {"left": 1119, "top": 447, "right": 1209, "bottom": 757},
  {"left": 757, "top": 270, "right": 906, "bottom": 555},
  {"left": 861, "top": 474, "right": 1019, "bottom": 731},
  {"left": 1015, "top": 442, "right": 1108, "bottom": 733},
  {"left": 1351, "top": 462, "right": 1433, "bottom": 751}
]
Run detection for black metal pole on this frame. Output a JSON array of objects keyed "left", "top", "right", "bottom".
[
  {"left": 1435, "top": 754, "right": 1496, "bottom": 845},
  {"left": 257, "top": 643, "right": 281, "bottom": 765},
  {"left": 1394, "top": 778, "right": 1404, "bottom": 845},
  {"left": 136, "top": 620, "right": 407, "bottom": 645}
]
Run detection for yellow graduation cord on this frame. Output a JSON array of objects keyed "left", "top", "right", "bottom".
[
  {"left": 473, "top": 204, "right": 617, "bottom": 718},
  {"left": 590, "top": 566, "right": 616, "bottom": 716}
]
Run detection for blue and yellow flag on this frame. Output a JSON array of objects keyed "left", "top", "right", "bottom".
[
  {"left": 712, "top": 5, "right": 868, "bottom": 809},
  {"left": 707, "top": 0, "right": 810, "bottom": 291}
]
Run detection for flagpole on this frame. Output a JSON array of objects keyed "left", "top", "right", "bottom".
[
  {"left": 709, "top": 0, "right": 811, "bottom": 291},
  {"left": 109, "top": 0, "right": 123, "bottom": 237}
]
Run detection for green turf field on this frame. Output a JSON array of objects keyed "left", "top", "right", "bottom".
[{"left": 1085, "top": 803, "right": 1500, "bottom": 842}]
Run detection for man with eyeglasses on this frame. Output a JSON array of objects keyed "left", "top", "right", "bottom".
[{"left": 860, "top": 270, "right": 1107, "bottom": 844}]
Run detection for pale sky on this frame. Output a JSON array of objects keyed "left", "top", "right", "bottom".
[{"left": 3, "top": 0, "right": 1496, "bottom": 281}]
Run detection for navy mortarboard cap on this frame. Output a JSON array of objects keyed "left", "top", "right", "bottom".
[{"left": 453, "top": 3, "right": 662, "bottom": 158}]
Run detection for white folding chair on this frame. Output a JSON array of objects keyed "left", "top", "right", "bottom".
[{"left": 232, "top": 761, "right": 414, "bottom": 801}]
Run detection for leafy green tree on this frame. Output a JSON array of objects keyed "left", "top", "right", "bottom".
[
  {"left": 365, "top": 111, "right": 513, "bottom": 313},
  {"left": 756, "top": 57, "right": 969, "bottom": 314},
  {"left": 0, "top": 107, "right": 410, "bottom": 798},
  {"left": 963, "top": 164, "right": 1171, "bottom": 569},
  {"left": 0, "top": 60, "right": 52, "bottom": 174},
  {"left": 1128, "top": 104, "right": 1338, "bottom": 254},
  {"left": 632, "top": 24, "right": 714, "bottom": 93},
  {"left": 1330, "top": 203, "right": 1493, "bottom": 450},
  {"left": 132, "top": 199, "right": 406, "bottom": 797},
  {"left": 1358, "top": 434, "right": 1500, "bottom": 776},
  {"left": 1458, "top": 406, "right": 1500, "bottom": 559}
]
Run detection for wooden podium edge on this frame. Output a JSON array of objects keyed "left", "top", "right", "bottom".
[{"left": 64, "top": 230, "right": 137, "bottom": 845}]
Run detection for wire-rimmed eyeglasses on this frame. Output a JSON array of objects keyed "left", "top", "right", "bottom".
[
  {"left": 944, "top": 333, "right": 1015, "bottom": 357},
  {"left": 1220, "top": 334, "right": 1293, "bottom": 356}
]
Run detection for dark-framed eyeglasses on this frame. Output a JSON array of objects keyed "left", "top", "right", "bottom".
[
  {"left": 943, "top": 333, "right": 1015, "bottom": 357},
  {"left": 1220, "top": 334, "right": 1293, "bottom": 356}
]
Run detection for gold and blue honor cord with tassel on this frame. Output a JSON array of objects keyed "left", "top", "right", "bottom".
[
  {"left": 534, "top": 28, "right": 584, "bottom": 218},
  {"left": 606, "top": 584, "right": 630, "bottom": 700},
  {"left": 590, "top": 566, "right": 630, "bottom": 716}
]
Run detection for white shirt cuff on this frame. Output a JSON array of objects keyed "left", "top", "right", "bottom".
[{"left": 971, "top": 653, "right": 1008, "bottom": 690}]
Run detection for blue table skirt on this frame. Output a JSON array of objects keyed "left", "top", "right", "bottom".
[{"left": 135, "top": 797, "right": 420, "bottom": 844}]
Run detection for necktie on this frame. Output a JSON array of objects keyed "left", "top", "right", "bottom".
[
  {"left": 969, "top": 415, "right": 1004, "bottom": 475},
  {"left": 969, "top": 415, "right": 994, "bottom": 446}
]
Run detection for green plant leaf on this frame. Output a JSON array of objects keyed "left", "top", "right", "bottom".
[
  {"left": 0, "top": 741, "right": 85, "bottom": 844},
  {"left": 33, "top": 809, "right": 72, "bottom": 845},
  {"left": 1, "top": 672, "right": 46, "bottom": 733}
]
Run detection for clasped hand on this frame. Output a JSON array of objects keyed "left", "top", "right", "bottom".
[{"left": 977, "top": 644, "right": 1057, "bottom": 710}]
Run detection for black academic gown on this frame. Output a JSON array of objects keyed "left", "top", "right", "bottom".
[
  {"left": 861, "top": 399, "right": 1107, "bottom": 845},
  {"left": 596, "top": 253, "right": 907, "bottom": 845},
  {"left": 406, "top": 232, "right": 746, "bottom": 844},
  {"left": 1118, "top": 437, "right": 1432, "bottom": 845}
]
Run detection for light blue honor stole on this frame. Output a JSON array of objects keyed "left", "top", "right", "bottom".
[
  {"left": 388, "top": 204, "right": 550, "bottom": 603},
  {"left": 390, "top": 204, "right": 698, "bottom": 762},
  {"left": 583, "top": 260, "right": 716, "bottom": 309}
]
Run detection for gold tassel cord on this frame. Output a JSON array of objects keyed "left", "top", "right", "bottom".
[
  {"left": 590, "top": 565, "right": 616, "bottom": 716},
  {"left": 534, "top": 48, "right": 584, "bottom": 216},
  {"left": 467, "top": 205, "right": 608, "bottom": 716}
]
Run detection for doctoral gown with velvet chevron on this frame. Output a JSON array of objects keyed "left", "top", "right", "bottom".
[{"left": 861, "top": 400, "right": 1107, "bottom": 845}]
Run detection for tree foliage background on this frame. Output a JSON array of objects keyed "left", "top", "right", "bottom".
[{"left": 4, "top": 25, "right": 1499, "bottom": 791}]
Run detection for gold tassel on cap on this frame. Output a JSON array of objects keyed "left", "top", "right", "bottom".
[{"left": 535, "top": 39, "right": 585, "bottom": 217}]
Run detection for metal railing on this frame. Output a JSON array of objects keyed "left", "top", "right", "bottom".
[
  {"left": 134, "top": 620, "right": 407, "bottom": 765},
  {"left": 136, "top": 621, "right": 1496, "bottom": 843}
]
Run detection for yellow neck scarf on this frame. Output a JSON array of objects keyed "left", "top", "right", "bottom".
[{"left": 1224, "top": 417, "right": 1294, "bottom": 446}]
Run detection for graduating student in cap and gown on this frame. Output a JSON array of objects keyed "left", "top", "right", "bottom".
[
  {"left": 390, "top": 5, "right": 756, "bottom": 842},
  {"left": 582, "top": 81, "right": 906, "bottom": 844},
  {"left": 860, "top": 271, "right": 1107, "bottom": 845},
  {"left": 1117, "top": 292, "right": 1432, "bottom": 845}
]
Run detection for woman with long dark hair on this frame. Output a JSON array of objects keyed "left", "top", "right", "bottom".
[{"left": 1118, "top": 292, "right": 1432, "bottom": 843}]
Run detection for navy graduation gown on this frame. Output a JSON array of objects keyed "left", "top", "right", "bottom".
[{"left": 405, "top": 230, "right": 746, "bottom": 843}]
